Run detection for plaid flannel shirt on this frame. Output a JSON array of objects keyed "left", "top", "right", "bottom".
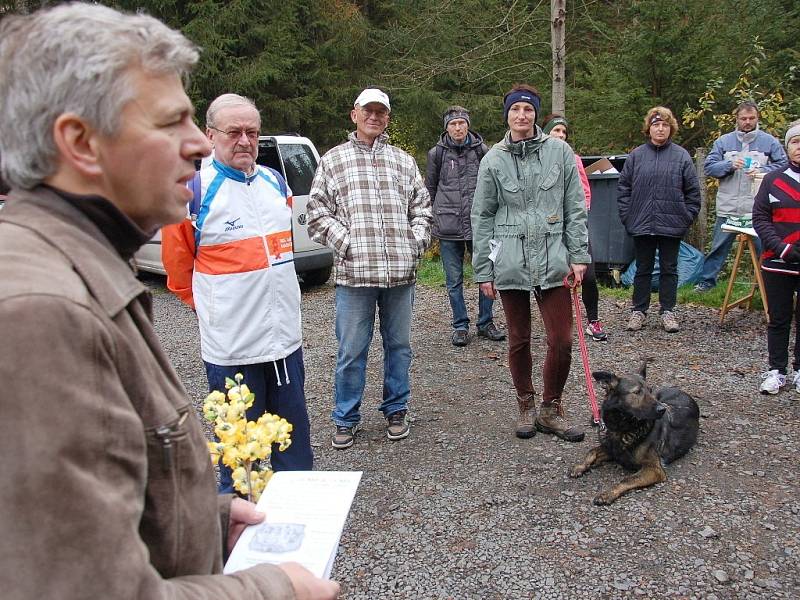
[{"left": 307, "top": 132, "right": 432, "bottom": 287}]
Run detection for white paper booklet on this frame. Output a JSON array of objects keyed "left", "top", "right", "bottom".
[{"left": 223, "top": 470, "right": 362, "bottom": 579}]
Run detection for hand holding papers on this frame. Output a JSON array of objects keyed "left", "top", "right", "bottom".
[{"left": 224, "top": 471, "right": 362, "bottom": 579}]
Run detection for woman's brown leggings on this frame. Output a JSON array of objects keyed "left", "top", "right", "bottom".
[{"left": 499, "top": 287, "right": 573, "bottom": 403}]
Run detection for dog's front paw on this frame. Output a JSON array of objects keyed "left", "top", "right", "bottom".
[
  {"left": 569, "top": 465, "right": 587, "bottom": 478},
  {"left": 593, "top": 491, "right": 616, "bottom": 506}
]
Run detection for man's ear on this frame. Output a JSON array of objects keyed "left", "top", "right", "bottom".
[
  {"left": 350, "top": 109, "right": 358, "bottom": 125},
  {"left": 52, "top": 113, "right": 103, "bottom": 178}
]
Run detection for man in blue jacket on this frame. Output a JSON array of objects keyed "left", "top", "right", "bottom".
[{"left": 695, "top": 101, "right": 787, "bottom": 292}]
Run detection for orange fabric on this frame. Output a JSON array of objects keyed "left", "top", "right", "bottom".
[
  {"left": 161, "top": 220, "right": 196, "bottom": 309},
  {"left": 195, "top": 237, "right": 270, "bottom": 275},
  {"left": 266, "top": 230, "right": 293, "bottom": 262}
]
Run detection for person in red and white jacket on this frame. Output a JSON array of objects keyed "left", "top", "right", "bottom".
[
  {"left": 752, "top": 121, "right": 800, "bottom": 395},
  {"left": 162, "top": 94, "right": 313, "bottom": 487}
]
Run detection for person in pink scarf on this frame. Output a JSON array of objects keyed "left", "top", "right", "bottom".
[{"left": 542, "top": 114, "right": 607, "bottom": 342}]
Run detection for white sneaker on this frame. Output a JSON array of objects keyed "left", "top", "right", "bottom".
[
  {"left": 759, "top": 370, "right": 786, "bottom": 395},
  {"left": 792, "top": 371, "right": 800, "bottom": 393}
]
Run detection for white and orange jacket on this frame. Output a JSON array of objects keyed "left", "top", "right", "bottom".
[{"left": 162, "top": 159, "right": 302, "bottom": 366}]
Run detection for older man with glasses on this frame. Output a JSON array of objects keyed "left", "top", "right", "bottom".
[
  {"left": 162, "top": 93, "right": 313, "bottom": 490},
  {"left": 307, "top": 88, "right": 432, "bottom": 450}
]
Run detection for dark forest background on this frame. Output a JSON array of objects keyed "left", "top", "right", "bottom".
[{"left": 2, "top": 1, "right": 798, "bottom": 162}]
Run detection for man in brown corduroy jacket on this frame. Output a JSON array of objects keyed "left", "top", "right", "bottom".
[{"left": 0, "top": 4, "right": 338, "bottom": 600}]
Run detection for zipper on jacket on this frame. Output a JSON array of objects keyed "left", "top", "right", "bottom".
[
  {"left": 155, "top": 411, "right": 189, "bottom": 472},
  {"left": 373, "top": 154, "right": 391, "bottom": 287},
  {"left": 519, "top": 233, "right": 527, "bottom": 268},
  {"left": 544, "top": 232, "right": 550, "bottom": 279}
]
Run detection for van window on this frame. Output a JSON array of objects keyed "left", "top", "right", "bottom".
[
  {"left": 279, "top": 144, "right": 317, "bottom": 196},
  {"left": 257, "top": 142, "right": 282, "bottom": 173}
]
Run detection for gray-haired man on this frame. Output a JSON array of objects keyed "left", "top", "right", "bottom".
[{"left": 0, "top": 4, "right": 337, "bottom": 599}]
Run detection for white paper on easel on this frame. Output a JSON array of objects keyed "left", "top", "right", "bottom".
[
  {"left": 721, "top": 223, "right": 757, "bottom": 237},
  {"left": 223, "top": 471, "right": 362, "bottom": 579}
]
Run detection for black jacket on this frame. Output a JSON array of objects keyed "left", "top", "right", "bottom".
[
  {"left": 425, "top": 131, "right": 488, "bottom": 240},
  {"left": 617, "top": 140, "right": 701, "bottom": 238}
]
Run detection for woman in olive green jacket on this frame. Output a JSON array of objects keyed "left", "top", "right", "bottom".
[{"left": 471, "top": 84, "right": 591, "bottom": 443}]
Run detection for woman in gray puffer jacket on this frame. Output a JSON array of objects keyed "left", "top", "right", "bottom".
[{"left": 617, "top": 106, "right": 700, "bottom": 333}]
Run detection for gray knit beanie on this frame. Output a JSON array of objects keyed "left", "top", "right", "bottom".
[
  {"left": 443, "top": 106, "right": 470, "bottom": 128},
  {"left": 786, "top": 120, "right": 800, "bottom": 146}
]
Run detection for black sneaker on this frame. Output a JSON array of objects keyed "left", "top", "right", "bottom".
[
  {"left": 477, "top": 323, "right": 506, "bottom": 341},
  {"left": 331, "top": 423, "right": 360, "bottom": 449},
  {"left": 452, "top": 329, "right": 469, "bottom": 347},
  {"left": 386, "top": 410, "right": 410, "bottom": 441}
]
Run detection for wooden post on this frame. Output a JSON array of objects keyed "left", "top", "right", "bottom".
[
  {"left": 686, "top": 148, "right": 707, "bottom": 252},
  {"left": 550, "top": 0, "right": 566, "bottom": 116}
]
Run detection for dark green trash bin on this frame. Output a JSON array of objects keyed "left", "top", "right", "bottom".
[{"left": 580, "top": 155, "right": 633, "bottom": 275}]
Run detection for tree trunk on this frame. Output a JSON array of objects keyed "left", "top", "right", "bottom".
[
  {"left": 550, "top": 0, "right": 566, "bottom": 116},
  {"left": 686, "top": 148, "right": 708, "bottom": 252}
]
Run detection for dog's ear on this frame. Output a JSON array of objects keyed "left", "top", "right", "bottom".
[
  {"left": 592, "top": 371, "right": 618, "bottom": 390},
  {"left": 637, "top": 360, "right": 648, "bottom": 380}
]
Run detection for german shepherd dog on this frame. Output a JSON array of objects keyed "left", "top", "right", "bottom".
[{"left": 569, "top": 363, "right": 700, "bottom": 505}]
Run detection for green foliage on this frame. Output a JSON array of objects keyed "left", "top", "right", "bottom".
[
  {"left": 682, "top": 36, "right": 798, "bottom": 246},
  {"left": 386, "top": 117, "right": 419, "bottom": 158},
  {"left": 682, "top": 37, "right": 799, "bottom": 149},
  {"left": 3, "top": 0, "right": 798, "bottom": 159},
  {"left": 416, "top": 254, "right": 474, "bottom": 289}
]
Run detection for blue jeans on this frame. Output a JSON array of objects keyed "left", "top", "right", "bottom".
[
  {"left": 698, "top": 216, "right": 762, "bottom": 287},
  {"left": 332, "top": 284, "right": 414, "bottom": 426},
  {"left": 205, "top": 347, "right": 313, "bottom": 494},
  {"left": 439, "top": 239, "right": 493, "bottom": 331}
]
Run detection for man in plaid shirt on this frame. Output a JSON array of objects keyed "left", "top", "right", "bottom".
[{"left": 307, "top": 88, "right": 432, "bottom": 449}]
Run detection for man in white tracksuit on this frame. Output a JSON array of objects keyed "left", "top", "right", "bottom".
[{"left": 163, "top": 94, "right": 312, "bottom": 491}]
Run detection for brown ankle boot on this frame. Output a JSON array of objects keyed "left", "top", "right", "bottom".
[
  {"left": 515, "top": 394, "right": 536, "bottom": 439},
  {"left": 535, "top": 400, "right": 585, "bottom": 442}
]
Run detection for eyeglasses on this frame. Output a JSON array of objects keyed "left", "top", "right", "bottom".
[
  {"left": 358, "top": 107, "right": 389, "bottom": 118},
  {"left": 209, "top": 126, "right": 260, "bottom": 141}
]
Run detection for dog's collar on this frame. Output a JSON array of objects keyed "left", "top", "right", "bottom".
[{"left": 603, "top": 418, "right": 654, "bottom": 448}]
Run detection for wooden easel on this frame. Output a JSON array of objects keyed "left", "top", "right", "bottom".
[{"left": 719, "top": 231, "right": 769, "bottom": 324}]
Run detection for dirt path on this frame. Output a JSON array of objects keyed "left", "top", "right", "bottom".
[{"left": 151, "top": 276, "right": 799, "bottom": 599}]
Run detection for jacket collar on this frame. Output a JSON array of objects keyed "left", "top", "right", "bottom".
[
  {"left": 212, "top": 158, "right": 259, "bottom": 184},
  {"left": 735, "top": 125, "right": 759, "bottom": 145},
  {"left": 1, "top": 186, "right": 147, "bottom": 317},
  {"left": 348, "top": 131, "right": 388, "bottom": 153},
  {"left": 438, "top": 130, "right": 485, "bottom": 152},
  {"left": 646, "top": 139, "right": 673, "bottom": 151},
  {"left": 502, "top": 126, "right": 546, "bottom": 157}
]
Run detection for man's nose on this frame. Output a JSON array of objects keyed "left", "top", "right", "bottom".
[{"left": 187, "top": 123, "right": 212, "bottom": 159}]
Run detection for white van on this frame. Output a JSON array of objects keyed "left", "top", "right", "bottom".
[{"left": 134, "top": 134, "right": 333, "bottom": 286}]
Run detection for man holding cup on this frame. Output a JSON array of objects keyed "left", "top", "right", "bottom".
[{"left": 694, "top": 101, "right": 787, "bottom": 293}]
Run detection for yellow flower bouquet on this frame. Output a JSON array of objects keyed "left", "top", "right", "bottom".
[{"left": 203, "top": 373, "right": 292, "bottom": 501}]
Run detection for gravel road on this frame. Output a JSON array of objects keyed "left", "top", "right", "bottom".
[{"left": 145, "top": 274, "right": 799, "bottom": 600}]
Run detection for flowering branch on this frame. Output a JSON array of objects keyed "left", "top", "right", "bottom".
[{"left": 203, "top": 373, "right": 292, "bottom": 502}]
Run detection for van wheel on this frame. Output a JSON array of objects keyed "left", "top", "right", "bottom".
[{"left": 301, "top": 266, "right": 332, "bottom": 287}]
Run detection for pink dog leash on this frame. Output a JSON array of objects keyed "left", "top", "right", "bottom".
[{"left": 563, "top": 273, "right": 603, "bottom": 430}]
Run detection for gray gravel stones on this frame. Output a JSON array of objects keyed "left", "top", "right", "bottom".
[{"left": 144, "top": 274, "right": 800, "bottom": 599}]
